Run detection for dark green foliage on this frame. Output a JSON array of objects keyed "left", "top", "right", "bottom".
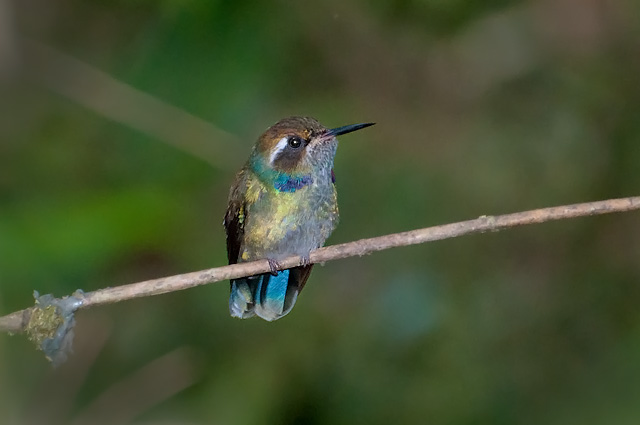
[{"left": 1, "top": 0, "right": 640, "bottom": 424}]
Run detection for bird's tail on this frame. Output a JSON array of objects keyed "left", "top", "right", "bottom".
[{"left": 229, "top": 266, "right": 313, "bottom": 321}]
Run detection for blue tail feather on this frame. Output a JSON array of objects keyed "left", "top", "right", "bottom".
[
  {"left": 229, "top": 269, "right": 301, "bottom": 321},
  {"left": 229, "top": 279, "right": 256, "bottom": 319},
  {"left": 255, "top": 270, "right": 290, "bottom": 321}
]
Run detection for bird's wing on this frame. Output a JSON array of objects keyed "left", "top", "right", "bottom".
[
  {"left": 223, "top": 172, "right": 248, "bottom": 265},
  {"left": 291, "top": 265, "right": 314, "bottom": 291}
]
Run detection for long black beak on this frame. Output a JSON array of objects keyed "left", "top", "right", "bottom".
[{"left": 326, "top": 122, "right": 375, "bottom": 137}]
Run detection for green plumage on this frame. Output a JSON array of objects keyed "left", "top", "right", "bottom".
[{"left": 224, "top": 116, "right": 374, "bottom": 321}]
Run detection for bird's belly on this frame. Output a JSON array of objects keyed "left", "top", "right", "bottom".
[{"left": 241, "top": 190, "right": 337, "bottom": 261}]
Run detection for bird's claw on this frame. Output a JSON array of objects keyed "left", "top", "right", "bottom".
[
  {"left": 300, "top": 254, "right": 311, "bottom": 267},
  {"left": 267, "top": 258, "right": 281, "bottom": 276}
]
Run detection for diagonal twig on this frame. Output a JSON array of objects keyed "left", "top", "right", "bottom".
[
  {"left": 20, "top": 39, "right": 243, "bottom": 169},
  {"left": 1, "top": 196, "right": 639, "bottom": 336}
]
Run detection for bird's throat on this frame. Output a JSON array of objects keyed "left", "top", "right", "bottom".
[
  {"left": 274, "top": 175, "right": 313, "bottom": 193},
  {"left": 250, "top": 158, "right": 313, "bottom": 193}
]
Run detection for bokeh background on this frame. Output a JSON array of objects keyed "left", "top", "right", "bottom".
[{"left": 1, "top": 0, "right": 640, "bottom": 424}]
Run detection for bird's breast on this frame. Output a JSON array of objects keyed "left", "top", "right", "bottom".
[{"left": 241, "top": 181, "right": 338, "bottom": 261}]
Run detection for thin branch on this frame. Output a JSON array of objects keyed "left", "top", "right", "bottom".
[
  {"left": 0, "top": 309, "right": 30, "bottom": 334},
  {"left": 1, "top": 196, "right": 639, "bottom": 336},
  {"left": 20, "top": 39, "right": 244, "bottom": 169}
]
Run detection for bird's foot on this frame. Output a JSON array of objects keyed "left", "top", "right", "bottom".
[
  {"left": 300, "top": 254, "right": 312, "bottom": 267},
  {"left": 267, "top": 258, "right": 281, "bottom": 276}
]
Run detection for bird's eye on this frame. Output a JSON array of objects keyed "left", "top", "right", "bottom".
[{"left": 288, "top": 136, "right": 303, "bottom": 149}]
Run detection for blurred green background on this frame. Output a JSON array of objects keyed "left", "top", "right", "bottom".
[{"left": 1, "top": 0, "right": 640, "bottom": 424}]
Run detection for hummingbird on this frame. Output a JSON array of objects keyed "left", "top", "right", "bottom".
[{"left": 224, "top": 116, "right": 374, "bottom": 321}]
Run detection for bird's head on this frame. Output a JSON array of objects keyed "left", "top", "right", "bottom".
[{"left": 250, "top": 116, "right": 374, "bottom": 177}]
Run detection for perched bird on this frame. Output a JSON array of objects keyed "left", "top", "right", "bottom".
[{"left": 224, "top": 116, "right": 374, "bottom": 321}]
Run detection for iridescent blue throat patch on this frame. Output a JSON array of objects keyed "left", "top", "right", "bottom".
[{"left": 274, "top": 175, "right": 313, "bottom": 192}]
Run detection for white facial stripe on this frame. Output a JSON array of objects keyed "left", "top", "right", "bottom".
[{"left": 270, "top": 137, "right": 289, "bottom": 164}]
